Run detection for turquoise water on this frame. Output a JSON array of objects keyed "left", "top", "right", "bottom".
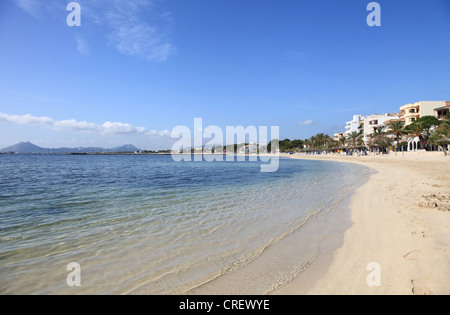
[{"left": 0, "top": 155, "right": 369, "bottom": 294}]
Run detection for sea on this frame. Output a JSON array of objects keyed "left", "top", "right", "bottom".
[{"left": 0, "top": 154, "right": 370, "bottom": 294}]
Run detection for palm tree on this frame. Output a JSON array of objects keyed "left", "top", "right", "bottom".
[
  {"left": 321, "top": 134, "right": 333, "bottom": 149},
  {"left": 347, "top": 131, "right": 363, "bottom": 149},
  {"left": 369, "top": 127, "right": 392, "bottom": 153},
  {"left": 386, "top": 120, "right": 405, "bottom": 153},
  {"left": 304, "top": 139, "right": 312, "bottom": 150},
  {"left": 327, "top": 138, "right": 338, "bottom": 150},
  {"left": 438, "top": 112, "right": 450, "bottom": 134},
  {"left": 405, "top": 116, "right": 441, "bottom": 150},
  {"left": 309, "top": 135, "right": 317, "bottom": 149},
  {"left": 338, "top": 136, "right": 347, "bottom": 149},
  {"left": 404, "top": 121, "right": 426, "bottom": 149},
  {"left": 429, "top": 113, "right": 450, "bottom": 154},
  {"left": 314, "top": 133, "right": 325, "bottom": 149}
]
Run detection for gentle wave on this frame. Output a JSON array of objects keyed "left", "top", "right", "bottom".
[{"left": 0, "top": 155, "right": 369, "bottom": 294}]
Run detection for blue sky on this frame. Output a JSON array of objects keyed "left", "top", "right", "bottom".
[{"left": 1, "top": 0, "right": 450, "bottom": 149}]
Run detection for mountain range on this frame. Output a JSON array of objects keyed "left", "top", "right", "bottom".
[{"left": 0, "top": 142, "right": 141, "bottom": 154}]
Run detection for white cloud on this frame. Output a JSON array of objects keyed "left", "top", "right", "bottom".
[
  {"left": 0, "top": 113, "right": 171, "bottom": 138},
  {"left": 298, "top": 120, "right": 314, "bottom": 126}
]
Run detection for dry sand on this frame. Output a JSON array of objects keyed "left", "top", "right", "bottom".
[{"left": 272, "top": 152, "right": 450, "bottom": 295}]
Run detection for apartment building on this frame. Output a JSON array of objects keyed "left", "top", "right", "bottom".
[
  {"left": 363, "top": 113, "right": 399, "bottom": 145},
  {"left": 399, "top": 101, "right": 447, "bottom": 125},
  {"left": 435, "top": 102, "right": 450, "bottom": 120},
  {"left": 337, "top": 101, "right": 448, "bottom": 152},
  {"left": 333, "top": 132, "right": 345, "bottom": 141},
  {"left": 399, "top": 103, "right": 420, "bottom": 125},
  {"left": 344, "top": 115, "right": 365, "bottom": 137}
]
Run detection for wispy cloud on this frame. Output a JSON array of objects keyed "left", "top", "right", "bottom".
[
  {"left": 14, "top": 0, "right": 40, "bottom": 17},
  {"left": 81, "top": 0, "right": 175, "bottom": 61},
  {"left": 13, "top": 0, "right": 175, "bottom": 62},
  {"left": 106, "top": 22, "right": 173, "bottom": 61},
  {"left": 75, "top": 36, "right": 90, "bottom": 56},
  {"left": 0, "top": 113, "right": 171, "bottom": 138},
  {"left": 298, "top": 120, "right": 315, "bottom": 126},
  {"left": 104, "top": 0, "right": 174, "bottom": 61},
  {"left": 287, "top": 50, "right": 309, "bottom": 61}
]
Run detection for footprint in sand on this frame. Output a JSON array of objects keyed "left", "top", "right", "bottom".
[
  {"left": 409, "top": 218, "right": 433, "bottom": 239},
  {"left": 409, "top": 218, "right": 424, "bottom": 227},
  {"left": 411, "top": 231, "right": 432, "bottom": 239},
  {"left": 403, "top": 250, "right": 420, "bottom": 261},
  {"left": 411, "top": 280, "right": 431, "bottom": 295},
  {"left": 418, "top": 193, "right": 450, "bottom": 211}
]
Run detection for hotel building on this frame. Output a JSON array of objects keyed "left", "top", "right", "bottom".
[
  {"left": 339, "top": 101, "right": 448, "bottom": 152},
  {"left": 398, "top": 101, "right": 447, "bottom": 151},
  {"left": 399, "top": 101, "right": 447, "bottom": 125},
  {"left": 344, "top": 115, "right": 365, "bottom": 137},
  {"left": 435, "top": 102, "right": 450, "bottom": 121},
  {"left": 362, "top": 113, "right": 399, "bottom": 145}
]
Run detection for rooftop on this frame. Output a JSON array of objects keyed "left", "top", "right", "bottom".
[{"left": 434, "top": 104, "right": 450, "bottom": 111}]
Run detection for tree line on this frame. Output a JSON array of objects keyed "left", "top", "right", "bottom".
[{"left": 269, "top": 113, "right": 450, "bottom": 154}]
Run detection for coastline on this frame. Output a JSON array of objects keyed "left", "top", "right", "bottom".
[{"left": 272, "top": 152, "right": 450, "bottom": 295}]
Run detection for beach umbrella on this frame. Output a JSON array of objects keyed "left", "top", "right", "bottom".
[
  {"left": 436, "top": 135, "right": 450, "bottom": 144},
  {"left": 436, "top": 135, "right": 450, "bottom": 157}
]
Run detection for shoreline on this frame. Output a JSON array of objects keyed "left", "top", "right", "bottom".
[
  {"left": 272, "top": 153, "right": 450, "bottom": 295},
  {"left": 183, "top": 158, "right": 369, "bottom": 295}
]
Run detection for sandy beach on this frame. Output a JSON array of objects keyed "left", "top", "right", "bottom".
[{"left": 273, "top": 152, "right": 450, "bottom": 295}]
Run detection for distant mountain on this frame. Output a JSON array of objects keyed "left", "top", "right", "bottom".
[
  {"left": 0, "top": 142, "right": 141, "bottom": 154},
  {"left": 0, "top": 142, "right": 48, "bottom": 153},
  {"left": 110, "top": 144, "right": 141, "bottom": 152}
]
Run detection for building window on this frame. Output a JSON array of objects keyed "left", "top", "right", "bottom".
[{"left": 437, "top": 109, "right": 449, "bottom": 119}]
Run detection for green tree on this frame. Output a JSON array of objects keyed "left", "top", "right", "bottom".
[
  {"left": 404, "top": 121, "right": 425, "bottom": 146},
  {"left": 429, "top": 113, "right": 450, "bottom": 155},
  {"left": 369, "top": 127, "right": 392, "bottom": 152},
  {"left": 277, "top": 139, "right": 306, "bottom": 152},
  {"left": 417, "top": 116, "right": 440, "bottom": 141},
  {"left": 404, "top": 116, "right": 439, "bottom": 150},
  {"left": 438, "top": 112, "right": 450, "bottom": 135},
  {"left": 386, "top": 120, "right": 405, "bottom": 152},
  {"left": 309, "top": 134, "right": 333, "bottom": 150},
  {"left": 338, "top": 136, "right": 347, "bottom": 148},
  {"left": 327, "top": 138, "right": 338, "bottom": 149},
  {"left": 347, "top": 131, "right": 363, "bottom": 149},
  {"left": 291, "top": 139, "right": 305, "bottom": 151},
  {"left": 310, "top": 133, "right": 332, "bottom": 149}
]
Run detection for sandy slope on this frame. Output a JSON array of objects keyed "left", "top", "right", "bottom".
[{"left": 273, "top": 153, "right": 450, "bottom": 295}]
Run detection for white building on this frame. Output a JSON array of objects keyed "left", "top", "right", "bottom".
[
  {"left": 238, "top": 144, "right": 258, "bottom": 154},
  {"left": 363, "top": 113, "right": 399, "bottom": 145},
  {"left": 344, "top": 115, "right": 365, "bottom": 137}
]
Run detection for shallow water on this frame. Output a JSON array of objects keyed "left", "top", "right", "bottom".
[{"left": 0, "top": 154, "right": 369, "bottom": 294}]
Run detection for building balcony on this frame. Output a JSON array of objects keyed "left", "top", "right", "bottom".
[
  {"left": 435, "top": 105, "right": 449, "bottom": 120},
  {"left": 399, "top": 104, "right": 420, "bottom": 118}
]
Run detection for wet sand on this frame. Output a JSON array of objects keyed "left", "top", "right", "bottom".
[{"left": 273, "top": 152, "right": 450, "bottom": 295}]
